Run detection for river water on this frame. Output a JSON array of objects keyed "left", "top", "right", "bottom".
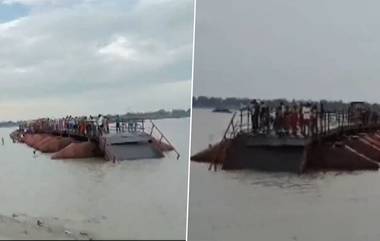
[
  {"left": 0, "top": 117, "right": 189, "bottom": 240},
  {"left": 189, "top": 108, "right": 380, "bottom": 241}
]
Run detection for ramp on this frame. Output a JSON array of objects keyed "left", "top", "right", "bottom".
[{"left": 99, "top": 132, "right": 164, "bottom": 161}]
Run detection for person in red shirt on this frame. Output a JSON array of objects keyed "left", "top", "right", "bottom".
[
  {"left": 290, "top": 105, "right": 298, "bottom": 136},
  {"left": 299, "top": 103, "right": 304, "bottom": 136}
]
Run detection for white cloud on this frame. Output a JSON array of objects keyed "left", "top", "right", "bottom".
[
  {"left": 1, "top": 0, "right": 75, "bottom": 6},
  {"left": 0, "top": 0, "right": 193, "bottom": 120},
  {"left": 98, "top": 36, "right": 138, "bottom": 61}
]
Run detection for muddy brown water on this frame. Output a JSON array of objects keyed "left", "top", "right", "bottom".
[
  {"left": 0, "top": 118, "right": 189, "bottom": 240},
  {"left": 189, "top": 108, "right": 380, "bottom": 241}
]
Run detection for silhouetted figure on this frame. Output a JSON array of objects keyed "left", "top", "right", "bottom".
[
  {"left": 320, "top": 102, "right": 325, "bottom": 131},
  {"left": 372, "top": 111, "right": 379, "bottom": 124},
  {"left": 311, "top": 104, "right": 318, "bottom": 136},
  {"left": 290, "top": 105, "right": 298, "bottom": 136},
  {"left": 37, "top": 220, "right": 43, "bottom": 226},
  {"left": 97, "top": 114, "right": 104, "bottom": 135},
  {"left": 274, "top": 105, "right": 283, "bottom": 136},
  {"left": 302, "top": 103, "right": 311, "bottom": 137},
  {"left": 250, "top": 99, "right": 259, "bottom": 132},
  {"left": 284, "top": 105, "right": 291, "bottom": 135},
  {"left": 116, "top": 115, "right": 121, "bottom": 133},
  {"left": 105, "top": 117, "right": 110, "bottom": 134}
]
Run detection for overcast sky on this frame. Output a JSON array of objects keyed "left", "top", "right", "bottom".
[
  {"left": 0, "top": 0, "right": 193, "bottom": 121},
  {"left": 193, "top": 0, "right": 380, "bottom": 103}
]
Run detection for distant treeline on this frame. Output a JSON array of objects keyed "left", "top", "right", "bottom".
[
  {"left": 0, "top": 121, "right": 21, "bottom": 128},
  {"left": 0, "top": 109, "right": 190, "bottom": 127},
  {"left": 110, "top": 109, "right": 190, "bottom": 121},
  {"left": 193, "top": 96, "right": 380, "bottom": 112}
]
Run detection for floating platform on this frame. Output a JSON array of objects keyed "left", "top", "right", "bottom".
[
  {"left": 11, "top": 119, "right": 180, "bottom": 162},
  {"left": 212, "top": 108, "right": 232, "bottom": 113}
]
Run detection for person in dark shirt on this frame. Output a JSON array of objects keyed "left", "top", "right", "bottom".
[
  {"left": 116, "top": 115, "right": 121, "bottom": 133},
  {"left": 249, "top": 99, "right": 259, "bottom": 133}
]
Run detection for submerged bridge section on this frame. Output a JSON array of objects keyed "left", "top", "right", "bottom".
[
  {"left": 16, "top": 119, "right": 180, "bottom": 161},
  {"left": 99, "top": 120, "right": 180, "bottom": 161},
  {"left": 192, "top": 108, "right": 380, "bottom": 172}
]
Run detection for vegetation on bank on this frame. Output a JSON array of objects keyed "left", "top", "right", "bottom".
[
  {"left": 193, "top": 96, "right": 380, "bottom": 112},
  {"left": 0, "top": 109, "right": 191, "bottom": 127}
]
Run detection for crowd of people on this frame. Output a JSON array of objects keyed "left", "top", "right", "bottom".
[
  {"left": 20, "top": 114, "right": 146, "bottom": 138},
  {"left": 244, "top": 100, "right": 323, "bottom": 137},
  {"left": 242, "top": 100, "right": 380, "bottom": 137},
  {"left": 20, "top": 114, "right": 112, "bottom": 138}
]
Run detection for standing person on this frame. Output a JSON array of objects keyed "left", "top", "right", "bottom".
[
  {"left": 259, "top": 103, "right": 265, "bottom": 133},
  {"left": 116, "top": 115, "right": 121, "bottom": 133},
  {"left": 81, "top": 117, "right": 87, "bottom": 136},
  {"left": 75, "top": 117, "right": 80, "bottom": 134},
  {"left": 86, "top": 116, "right": 92, "bottom": 138},
  {"left": 269, "top": 107, "right": 276, "bottom": 133},
  {"left": 252, "top": 100, "right": 260, "bottom": 133},
  {"left": 298, "top": 103, "right": 304, "bottom": 135},
  {"left": 259, "top": 101, "right": 264, "bottom": 130},
  {"left": 311, "top": 104, "right": 318, "bottom": 136},
  {"left": 248, "top": 100, "right": 257, "bottom": 132},
  {"left": 280, "top": 102, "right": 287, "bottom": 135},
  {"left": 127, "top": 119, "right": 132, "bottom": 132},
  {"left": 69, "top": 116, "right": 75, "bottom": 134},
  {"left": 283, "top": 105, "right": 291, "bottom": 135},
  {"left": 90, "top": 116, "right": 97, "bottom": 137},
  {"left": 280, "top": 101, "right": 286, "bottom": 115},
  {"left": 274, "top": 104, "right": 282, "bottom": 136},
  {"left": 290, "top": 105, "right": 298, "bottom": 136},
  {"left": 263, "top": 105, "right": 270, "bottom": 134},
  {"left": 97, "top": 114, "right": 104, "bottom": 136},
  {"left": 320, "top": 102, "right": 325, "bottom": 132},
  {"left": 372, "top": 111, "right": 379, "bottom": 124},
  {"left": 259, "top": 101, "right": 268, "bottom": 132},
  {"left": 1, "top": 137, "right": 4, "bottom": 145},
  {"left": 302, "top": 103, "right": 311, "bottom": 137},
  {"left": 63, "top": 117, "right": 67, "bottom": 133},
  {"left": 121, "top": 120, "right": 126, "bottom": 133},
  {"left": 105, "top": 117, "right": 110, "bottom": 134}
]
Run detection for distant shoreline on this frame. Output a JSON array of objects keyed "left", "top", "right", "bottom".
[
  {"left": 0, "top": 109, "right": 190, "bottom": 128},
  {"left": 193, "top": 96, "right": 380, "bottom": 112}
]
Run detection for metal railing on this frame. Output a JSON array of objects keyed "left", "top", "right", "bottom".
[
  {"left": 148, "top": 120, "right": 180, "bottom": 160},
  {"left": 222, "top": 108, "right": 380, "bottom": 142}
]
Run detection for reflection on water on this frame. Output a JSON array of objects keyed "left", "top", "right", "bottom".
[
  {"left": 0, "top": 117, "right": 189, "bottom": 240},
  {"left": 189, "top": 108, "right": 380, "bottom": 241}
]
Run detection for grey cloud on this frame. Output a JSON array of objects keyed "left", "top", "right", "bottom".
[
  {"left": 193, "top": 0, "right": 380, "bottom": 103},
  {"left": 0, "top": 0, "right": 193, "bottom": 120}
]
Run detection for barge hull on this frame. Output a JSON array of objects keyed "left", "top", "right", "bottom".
[{"left": 223, "top": 134, "right": 306, "bottom": 172}]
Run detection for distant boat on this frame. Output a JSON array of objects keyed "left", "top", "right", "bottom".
[{"left": 212, "top": 108, "right": 232, "bottom": 113}]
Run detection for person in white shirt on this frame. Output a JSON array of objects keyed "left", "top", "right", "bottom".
[
  {"left": 97, "top": 114, "right": 104, "bottom": 135},
  {"left": 302, "top": 103, "right": 311, "bottom": 136}
]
